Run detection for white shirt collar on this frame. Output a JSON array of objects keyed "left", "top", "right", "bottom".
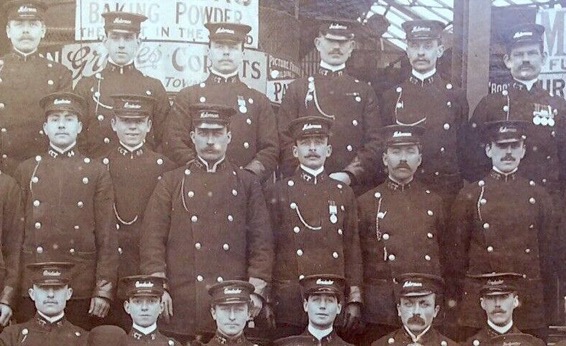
[
  {"left": 404, "top": 325, "right": 432, "bottom": 343},
  {"left": 132, "top": 323, "right": 157, "bottom": 335},
  {"left": 197, "top": 155, "right": 225, "bottom": 173},
  {"left": 108, "top": 57, "right": 134, "bottom": 67},
  {"left": 412, "top": 69, "right": 436, "bottom": 81},
  {"left": 210, "top": 68, "right": 239, "bottom": 79},
  {"left": 308, "top": 324, "right": 333, "bottom": 340},
  {"left": 514, "top": 78, "right": 537, "bottom": 91},
  {"left": 300, "top": 164, "right": 324, "bottom": 177},
  {"left": 38, "top": 311, "right": 64, "bottom": 323},
  {"left": 488, "top": 319, "right": 513, "bottom": 334},
  {"left": 388, "top": 175, "right": 414, "bottom": 186},
  {"left": 51, "top": 142, "right": 77, "bottom": 154},
  {"left": 14, "top": 47, "right": 38, "bottom": 57},
  {"left": 492, "top": 166, "right": 518, "bottom": 175},
  {"left": 320, "top": 61, "right": 346, "bottom": 72},
  {"left": 120, "top": 141, "right": 144, "bottom": 152}
]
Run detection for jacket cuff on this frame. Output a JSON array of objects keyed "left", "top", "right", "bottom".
[
  {"left": 93, "top": 280, "right": 114, "bottom": 301},
  {"left": 347, "top": 285, "right": 362, "bottom": 304},
  {"left": 244, "top": 160, "right": 266, "bottom": 177},
  {"left": 249, "top": 277, "right": 268, "bottom": 301},
  {"left": 0, "top": 286, "right": 16, "bottom": 307}
]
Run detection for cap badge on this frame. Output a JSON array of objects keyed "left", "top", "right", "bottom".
[
  {"left": 43, "top": 270, "right": 61, "bottom": 277},
  {"left": 329, "top": 23, "right": 347, "bottom": 30},
  {"left": 513, "top": 31, "right": 533, "bottom": 39},
  {"left": 18, "top": 6, "right": 37, "bottom": 13},
  {"left": 135, "top": 281, "right": 154, "bottom": 288},
  {"left": 114, "top": 17, "right": 132, "bottom": 25},
  {"left": 200, "top": 111, "right": 219, "bottom": 118},
  {"left": 302, "top": 123, "right": 322, "bottom": 131},
  {"left": 224, "top": 288, "right": 242, "bottom": 294},
  {"left": 54, "top": 99, "right": 71, "bottom": 105},
  {"left": 216, "top": 27, "right": 235, "bottom": 34},
  {"left": 502, "top": 342, "right": 521, "bottom": 346},
  {"left": 124, "top": 102, "right": 141, "bottom": 109},
  {"left": 393, "top": 131, "right": 411, "bottom": 137},
  {"left": 498, "top": 126, "right": 517, "bottom": 133},
  {"left": 316, "top": 279, "right": 334, "bottom": 285},
  {"left": 412, "top": 26, "right": 431, "bottom": 33},
  {"left": 403, "top": 281, "right": 423, "bottom": 288},
  {"left": 487, "top": 279, "right": 504, "bottom": 286}
]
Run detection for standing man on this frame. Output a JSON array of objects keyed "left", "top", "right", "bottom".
[
  {"left": 14, "top": 91, "right": 118, "bottom": 330},
  {"left": 265, "top": 116, "right": 362, "bottom": 338},
  {"left": 0, "top": 0, "right": 72, "bottom": 175},
  {"left": 104, "top": 94, "right": 176, "bottom": 329},
  {"left": 277, "top": 19, "right": 381, "bottom": 193},
  {"left": 119, "top": 275, "right": 181, "bottom": 345},
  {"left": 465, "top": 23, "right": 566, "bottom": 193},
  {"left": 380, "top": 20, "right": 469, "bottom": 208},
  {"left": 140, "top": 103, "right": 274, "bottom": 344},
  {"left": 357, "top": 125, "right": 446, "bottom": 344},
  {"left": 164, "top": 22, "right": 278, "bottom": 182},
  {"left": 0, "top": 262, "right": 87, "bottom": 346},
  {"left": 74, "top": 11, "right": 170, "bottom": 158},
  {"left": 464, "top": 273, "right": 545, "bottom": 346},
  {"left": 372, "top": 273, "right": 458, "bottom": 346},
  {"left": 449, "top": 120, "right": 558, "bottom": 341},
  {"left": 206, "top": 280, "right": 256, "bottom": 346}
]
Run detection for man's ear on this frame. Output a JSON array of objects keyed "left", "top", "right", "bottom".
[
  {"left": 29, "top": 287, "right": 35, "bottom": 301},
  {"left": 433, "top": 304, "right": 440, "bottom": 318},
  {"left": 66, "top": 287, "right": 73, "bottom": 301},
  {"left": 303, "top": 299, "right": 309, "bottom": 313}
]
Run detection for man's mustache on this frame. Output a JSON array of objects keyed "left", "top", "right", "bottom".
[
  {"left": 501, "top": 154, "right": 516, "bottom": 162},
  {"left": 408, "top": 316, "right": 426, "bottom": 325}
]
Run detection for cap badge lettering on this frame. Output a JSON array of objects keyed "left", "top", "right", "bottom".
[
  {"left": 302, "top": 123, "right": 322, "bottom": 131},
  {"left": 498, "top": 126, "right": 517, "bottom": 133},
  {"left": 54, "top": 99, "right": 71, "bottom": 105},
  {"left": 124, "top": 102, "right": 141, "bottom": 109},
  {"left": 316, "top": 279, "right": 334, "bottom": 285},
  {"left": 403, "top": 281, "right": 423, "bottom": 288},
  {"left": 487, "top": 279, "right": 504, "bottom": 286},
  {"left": 329, "top": 23, "right": 347, "bottom": 30},
  {"left": 224, "top": 288, "right": 242, "bottom": 294},
  {"left": 216, "top": 27, "right": 235, "bottom": 34},
  {"left": 18, "top": 6, "right": 37, "bottom": 13},
  {"left": 135, "top": 281, "right": 154, "bottom": 288},
  {"left": 393, "top": 131, "right": 412, "bottom": 137},
  {"left": 43, "top": 270, "right": 61, "bottom": 277},
  {"left": 412, "top": 26, "right": 431, "bottom": 33},
  {"left": 114, "top": 17, "right": 132, "bottom": 24},
  {"left": 200, "top": 111, "right": 219, "bottom": 118},
  {"left": 513, "top": 31, "right": 533, "bottom": 39},
  {"left": 502, "top": 342, "right": 521, "bottom": 346}
]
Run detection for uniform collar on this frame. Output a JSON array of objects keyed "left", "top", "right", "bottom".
[
  {"left": 35, "top": 312, "right": 65, "bottom": 330},
  {"left": 298, "top": 165, "right": 326, "bottom": 184},
  {"left": 48, "top": 143, "right": 77, "bottom": 158},
  {"left": 130, "top": 325, "right": 159, "bottom": 341},
  {"left": 211, "top": 331, "right": 248, "bottom": 344},
  {"left": 10, "top": 48, "right": 40, "bottom": 62},
  {"left": 118, "top": 142, "right": 145, "bottom": 158},
  {"left": 208, "top": 69, "right": 240, "bottom": 84},
  {"left": 107, "top": 59, "right": 136, "bottom": 74},
  {"left": 511, "top": 80, "right": 541, "bottom": 92},
  {"left": 488, "top": 319, "right": 513, "bottom": 334},
  {"left": 194, "top": 156, "right": 226, "bottom": 172},
  {"left": 403, "top": 325, "right": 432, "bottom": 343},
  {"left": 307, "top": 325, "right": 334, "bottom": 340},
  {"left": 409, "top": 70, "right": 436, "bottom": 86},
  {"left": 490, "top": 168, "right": 517, "bottom": 182},
  {"left": 318, "top": 61, "right": 346, "bottom": 76},
  {"left": 386, "top": 177, "right": 413, "bottom": 191}
]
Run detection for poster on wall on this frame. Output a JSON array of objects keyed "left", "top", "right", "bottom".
[
  {"left": 537, "top": 9, "right": 566, "bottom": 99},
  {"left": 265, "top": 55, "right": 302, "bottom": 104}
]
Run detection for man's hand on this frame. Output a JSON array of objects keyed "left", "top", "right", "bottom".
[
  {"left": 89, "top": 297, "right": 110, "bottom": 318},
  {"left": 329, "top": 172, "right": 352, "bottom": 185},
  {"left": 0, "top": 304, "right": 12, "bottom": 326},
  {"left": 342, "top": 302, "right": 362, "bottom": 335},
  {"left": 160, "top": 290, "right": 174, "bottom": 323},
  {"left": 249, "top": 294, "right": 263, "bottom": 318}
]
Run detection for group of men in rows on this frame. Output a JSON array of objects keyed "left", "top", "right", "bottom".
[{"left": 0, "top": 0, "right": 565, "bottom": 345}]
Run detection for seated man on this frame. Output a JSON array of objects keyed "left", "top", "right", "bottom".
[
  {"left": 372, "top": 273, "right": 458, "bottom": 346},
  {"left": 465, "top": 273, "right": 545, "bottom": 346},
  {"left": 0, "top": 262, "right": 86, "bottom": 345},
  {"left": 206, "top": 280, "right": 256, "bottom": 345},
  {"left": 119, "top": 275, "right": 181, "bottom": 345},
  {"left": 275, "top": 274, "right": 352, "bottom": 345}
]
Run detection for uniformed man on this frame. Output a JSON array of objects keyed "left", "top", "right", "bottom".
[
  {"left": 277, "top": 19, "right": 381, "bottom": 193},
  {"left": 164, "top": 22, "right": 278, "bottom": 182},
  {"left": 0, "top": 262, "right": 87, "bottom": 345},
  {"left": 74, "top": 10, "right": 170, "bottom": 158},
  {"left": 371, "top": 273, "right": 457, "bottom": 346},
  {"left": 464, "top": 273, "right": 545, "bottom": 346},
  {"left": 14, "top": 91, "right": 118, "bottom": 330},
  {"left": 139, "top": 103, "right": 274, "bottom": 343},
  {"left": 0, "top": 0, "right": 72, "bottom": 175},
  {"left": 448, "top": 120, "right": 558, "bottom": 341},
  {"left": 0, "top": 167, "right": 24, "bottom": 327},
  {"left": 464, "top": 23, "right": 566, "bottom": 200},
  {"left": 380, "top": 20, "right": 469, "bottom": 208},
  {"left": 357, "top": 125, "right": 446, "bottom": 344},
  {"left": 265, "top": 116, "right": 362, "bottom": 338},
  {"left": 119, "top": 275, "right": 181, "bottom": 346},
  {"left": 206, "top": 280, "right": 256, "bottom": 346},
  {"left": 274, "top": 275, "right": 353, "bottom": 346},
  {"left": 103, "top": 94, "right": 175, "bottom": 330}
]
